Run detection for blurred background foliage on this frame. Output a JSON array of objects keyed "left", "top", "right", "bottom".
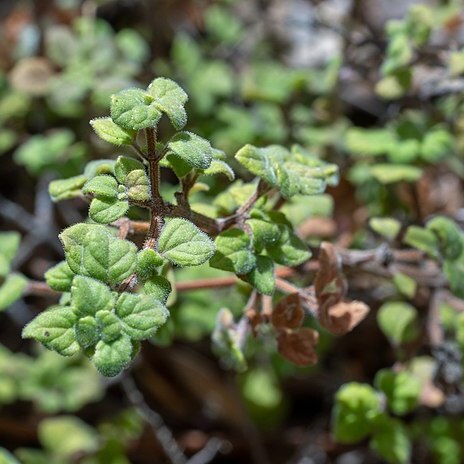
[{"left": 2, "top": 0, "right": 464, "bottom": 463}]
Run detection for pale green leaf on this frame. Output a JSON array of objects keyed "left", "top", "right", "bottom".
[
  {"left": 90, "top": 117, "right": 135, "bottom": 146},
  {"left": 45, "top": 261, "right": 75, "bottom": 292},
  {"left": 266, "top": 226, "right": 311, "bottom": 266},
  {"left": 201, "top": 159, "right": 235, "bottom": 180},
  {"left": 110, "top": 88, "right": 162, "bottom": 131},
  {"left": 210, "top": 229, "right": 256, "bottom": 274},
  {"left": 71, "top": 275, "right": 113, "bottom": 317},
  {"left": 158, "top": 218, "right": 215, "bottom": 266},
  {"left": 89, "top": 197, "right": 129, "bottom": 224},
  {"left": 49, "top": 175, "right": 88, "bottom": 202},
  {"left": 96, "top": 310, "right": 123, "bottom": 342},
  {"left": 22, "top": 306, "right": 79, "bottom": 356},
  {"left": 116, "top": 293, "right": 169, "bottom": 339},
  {"left": 243, "top": 255, "right": 275, "bottom": 295},
  {"left": 115, "top": 155, "right": 145, "bottom": 184},
  {"left": 126, "top": 169, "right": 150, "bottom": 201},
  {"left": 92, "top": 334, "right": 133, "bottom": 377},
  {"left": 147, "top": 77, "right": 188, "bottom": 130},
  {"left": 167, "top": 132, "right": 213, "bottom": 170},
  {"left": 377, "top": 302, "right": 419, "bottom": 346},
  {"left": 82, "top": 175, "right": 118, "bottom": 199}
]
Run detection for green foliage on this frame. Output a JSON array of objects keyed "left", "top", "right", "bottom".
[{"left": 377, "top": 302, "right": 419, "bottom": 346}]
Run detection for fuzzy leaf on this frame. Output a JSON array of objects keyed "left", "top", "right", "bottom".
[
  {"left": 82, "top": 175, "right": 118, "bottom": 199},
  {"left": 90, "top": 117, "right": 135, "bottom": 146},
  {"left": 210, "top": 229, "right": 256, "bottom": 274},
  {"left": 147, "top": 77, "right": 188, "bottom": 130},
  {"left": 92, "top": 334, "right": 132, "bottom": 377},
  {"left": 110, "top": 88, "right": 162, "bottom": 131},
  {"left": 126, "top": 169, "right": 150, "bottom": 201},
  {"left": 88, "top": 198, "right": 129, "bottom": 224},
  {"left": 60, "top": 224, "right": 137, "bottom": 285},
  {"left": 201, "top": 159, "right": 235, "bottom": 180},
  {"left": 115, "top": 156, "right": 145, "bottom": 184},
  {"left": 143, "top": 276, "right": 172, "bottom": 303},
  {"left": 246, "top": 218, "right": 280, "bottom": 251},
  {"left": 266, "top": 226, "right": 311, "bottom": 266},
  {"left": 71, "top": 276, "right": 113, "bottom": 317},
  {"left": 22, "top": 306, "right": 79, "bottom": 356},
  {"left": 243, "top": 255, "right": 275, "bottom": 295},
  {"left": 116, "top": 293, "right": 169, "bottom": 339},
  {"left": 49, "top": 175, "right": 88, "bottom": 202},
  {"left": 75, "top": 316, "right": 98, "bottom": 348},
  {"left": 136, "top": 249, "right": 164, "bottom": 280},
  {"left": 45, "top": 261, "right": 75, "bottom": 292},
  {"left": 0, "top": 274, "right": 28, "bottom": 311},
  {"left": 167, "top": 132, "right": 213, "bottom": 170},
  {"left": 96, "top": 310, "right": 123, "bottom": 343},
  {"left": 158, "top": 218, "right": 215, "bottom": 267}
]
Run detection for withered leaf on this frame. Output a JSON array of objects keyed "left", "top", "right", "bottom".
[
  {"left": 319, "top": 300, "right": 370, "bottom": 335},
  {"left": 277, "top": 327, "right": 319, "bottom": 366},
  {"left": 314, "top": 242, "right": 347, "bottom": 309},
  {"left": 271, "top": 293, "right": 305, "bottom": 329}
]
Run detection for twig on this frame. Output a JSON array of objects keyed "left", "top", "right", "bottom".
[
  {"left": 186, "top": 438, "right": 224, "bottom": 464},
  {"left": 121, "top": 375, "right": 187, "bottom": 464}
]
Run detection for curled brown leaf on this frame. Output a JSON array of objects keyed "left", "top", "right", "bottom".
[
  {"left": 271, "top": 293, "right": 304, "bottom": 329},
  {"left": 319, "top": 300, "right": 370, "bottom": 335},
  {"left": 277, "top": 327, "right": 319, "bottom": 366}
]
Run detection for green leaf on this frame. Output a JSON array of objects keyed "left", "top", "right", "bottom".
[
  {"left": 75, "top": 316, "right": 99, "bottom": 348},
  {"left": 143, "top": 276, "right": 172, "bottom": 303},
  {"left": 0, "top": 231, "right": 21, "bottom": 277},
  {"left": 49, "top": 175, "right": 88, "bottom": 202},
  {"left": 167, "top": 132, "right": 213, "bottom": 170},
  {"left": 89, "top": 197, "right": 129, "bottom": 224},
  {"left": 0, "top": 448, "right": 20, "bottom": 464},
  {"left": 45, "top": 261, "right": 75, "bottom": 292},
  {"left": 377, "top": 302, "right": 419, "bottom": 346},
  {"left": 246, "top": 218, "right": 281, "bottom": 252},
  {"left": 96, "top": 310, "right": 123, "bottom": 342},
  {"left": 22, "top": 306, "right": 79, "bottom": 356},
  {"left": 71, "top": 276, "right": 113, "bottom": 317},
  {"left": 201, "top": 159, "right": 235, "bottom": 180},
  {"left": 370, "top": 164, "right": 422, "bottom": 184},
  {"left": 266, "top": 226, "right": 311, "bottom": 266},
  {"left": 147, "top": 77, "right": 188, "bottom": 130},
  {"left": 110, "top": 88, "right": 162, "bottom": 131},
  {"left": 116, "top": 293, "right": 169, "bottom": 339},
  {"left": 158, "top": 218, "right": 215, "bottom": 267},
  {"left": 427, "top": 216, "right": 463, "bottom": 261},
  {"left": 403, "top": 225, "right": 438, "bottom": 258},
  {"left": 393, "top": 272, "right": 417, "bottom": 298},
  {"left": 375, "top": 369, "right": 421, "bottom": 415},
  {"left": 126, "top": 169, "right": 150, "bottom": 201},
  {"left": 60, "top": 224, "right": 137, "bottom": 284},
  {"left": 370, "top": 415, "right": 411, "bottom": 464},
  {"left": 82, "top": 175, "right": 118, "bottom": 199},
  {"left": 345, "top": 128, "right": 396, "bottom": 156},
  {"left": 39, "top": 416, "right": 99, "bottom": 457},
  {"left": 115, "top": 156, "right": 145, "bottom": 184},
  {"left": 92, "top": 334, "right": 133, "bottom": 377},
  {"left": 136, "top": 249, "right": 164, "bottom": 280},
  {"left": 243, "top": 255, "right": 275, "bottom": 295},
  {"left": 0, "top": 274, "right": 28, "bottom": 311},
  {"left": 90, "top": 117, "right": 135, "bottom": 146},
  {"left": 332, "top": 382, "right": 381, "bottom": 443},
  {"left": 370, "top": 217, "right": 401, "bottom": 241},
  {"left": 210, "top": 229, "right": 256, "bottom": 274}
]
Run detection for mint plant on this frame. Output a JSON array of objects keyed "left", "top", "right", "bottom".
[{"left": 22, "top": 77, "right": 346, "bottom": 377}]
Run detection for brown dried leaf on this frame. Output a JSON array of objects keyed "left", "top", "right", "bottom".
[
  {"left": 271, "top": 293, "right": 304, "bottom": 329},
  {"left": 9, "top": 57, "right": 54, "bottom": 96},
  {"left": 314, "top": 242, "right": 347, "bottom": 309},
  {"left": 277, "top": 327, "right": 319, "bottom": 366},
  {"left": 320, "top": 300, "right": 370, "bottom": 335},
  {"left": 245, "top": 307, "right": 262, "bottom": 337}
]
